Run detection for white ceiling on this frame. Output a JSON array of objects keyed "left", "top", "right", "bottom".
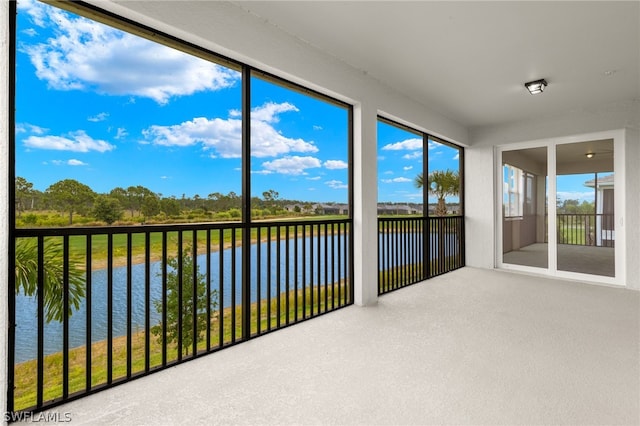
[{"left": 231, "top": 1, "right": 639, "bottom": 129}]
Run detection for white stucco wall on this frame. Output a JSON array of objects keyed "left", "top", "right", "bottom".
[
  {"left": 625, "top": 127, "right": 640, "bottom": 290},
  {"left": 467, "top": 101, "right": 640, "bottom": 289}
]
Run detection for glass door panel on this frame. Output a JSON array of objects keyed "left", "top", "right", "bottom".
[
  {"left": 502, "top": 147, "right": 548, "bottom": 269},
  {"left": 556, "top": 141, "right": 615, "bottom": 276}
]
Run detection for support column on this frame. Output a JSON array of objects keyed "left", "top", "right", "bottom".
[
  {"left": 1, "top": 0, "right": 11, "bottom": 416},
  {"left": 353, "top": 101, "right": 378, "bottom": 306}
]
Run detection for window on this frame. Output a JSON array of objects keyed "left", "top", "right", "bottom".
[
  {"left": 250, "top": 73, "right": 350, "bottom": 219},
  {"left": 503, "top": 164, "right": 523, "bottom": 217},
  {"left": 15, "top": 0, "right": 243, "bottom": 227},
  {"left": 11, "top": 0, "right": 353, "bottom": 413},
  {"left": 377, "top": 118, "right": 463, "bottom": 217},
  {"left": 503, "top": 163, "right": 535, "bottom": 218}
]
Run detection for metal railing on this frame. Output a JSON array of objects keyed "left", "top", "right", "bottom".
[
  {"left": 9, "top": 219, "right": 352, "bottom": 413},
  {"left": 378, "top": 216, "right": 465, "bottom": 295},
  {"left": 556, "top": 214, "right": 614, "bottom": 247}
]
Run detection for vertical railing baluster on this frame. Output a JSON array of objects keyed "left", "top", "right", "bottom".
[
  {"left": 294, "top": 225, "right": 299, "bottom": 321},
  {"left": 161, "top": 232, "right": 167, "bottom": 366},
  {"left": 177, "top": 232, "right": 183, "bottom": 361},
  {"left": 230, "top": 229, "right": 236, "bottom": 343},
  {"left": 331, "top": 223, "right": 335, "bottom": 310},
  {"left": 86, "top": 235, "right": 92, "bottom": 391},
  {"left": 62, "top": 235, "right": 69, "bottom": 399},
  {"left": 36, "top": 236, "right": 44, "bottom": 408},
  {"left": 285, "top": 225, "right": 290, "bottom": 325},
  {"left": 302, "top": 225, "right": 307, "bottom": 319},
  {"left": 145, "top": 232, "right": 151, "bottom": 372},
  {"left": 324, "top": 222, "right": 328, "bottom": 313},
  {"left": 107, "top": 233, "right": 113, "bottom": 384},
  {"left": 266, "top": 226, "right": 271, "bottom": 330},
  {"left": 218, "top": 229, "right": 224, "bottom": 348},
  {"left": 126, "top": 233, "right": 132, "bottom": 378},
  {"left": 309, "top": 225, "right": 314, "bottom": 316},
  {"left": 316, "top": 223, "right": 321, "bottom": 313},
  {"left": 192, "top": 230, "right": 198, "bottom": 357},
  {"left": 206, "top": 229, "right": 211, "bottom": 351},
  {"left": 276, "top": 225, "right": 281, "bottom": 327},
  {"left": 256, "top": 226, "right": 261, "bottom": 334}
]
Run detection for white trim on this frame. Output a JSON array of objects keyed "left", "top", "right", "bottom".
[{"left": 548, "top": 145, "right": 558, "bottom": 274}]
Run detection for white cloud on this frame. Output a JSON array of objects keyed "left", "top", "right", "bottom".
[
  {"left": 428, "top": 141, "right": 442, "bottom": 150},
  {"left": 403, "top": 166, "right": 413, "bottom": 171},
  {"left": 51, "top": 159, "right": 88, "bottom": 166},
  {"left": 382, "top": 138, "right": 422, "bottom": 151},
  {"left": 19, "top": 0, "right": 239, "bottom": 104},
  {"left": 325, "top": 180, "right": 348, "bottom": 189},
  {"left": 402, "top": 152, "right": 422, "bottom": 160},
  {"left": 261, "top": 156, "right": 321, "bottom": 175},
  {"left": 16, "top": 123, "right": 48, "bottom": 135},
  {"left": 324, "top": 160, "right": 348, "bottom": 170},
  {"left": 115, "top": 128, "right": 128, "bottom": 139},
  {"left": 24, "top": 130, "right": 115, "bottom": 152},
  {"left": 313, "top": 125, "right": 323, "bottom": 131},
  {"left": 453, "top": 152, "right": 460, "bottom": 160},
  {"left": 252, "top": 102, "right": 298, "bottom": 122},
  {"left": 306, "top": 176, "right": 322, "bottom": 181},
  {"left": 384, "top": 171, "right": 394, "bottom": 175},
  {"left": 381, "top": 177, "right": 412, "bottom": 183},
  {"left": 143, "top": 102, "right": 317, "bottom": 158},
  {"left": 88, "top": 112, "right": 109, "bottom": 122},
  {"left": 22, "top": 28, "right": 38, "bottom": 37}
]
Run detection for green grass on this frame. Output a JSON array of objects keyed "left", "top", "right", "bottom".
[{"left": 12, "top": 280, "right": 350, "bottom": 412}]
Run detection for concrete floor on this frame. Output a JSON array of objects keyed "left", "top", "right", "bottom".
[
  {"left": 24, "top": 267, "right": 639, "bottom": 425},
  {"left": 503, "top": 243, "right": 616, "bottom": 277}
]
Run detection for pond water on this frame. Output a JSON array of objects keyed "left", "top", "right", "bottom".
[{"left": 14, "top": 232, "right": 457, "bottom": 363}]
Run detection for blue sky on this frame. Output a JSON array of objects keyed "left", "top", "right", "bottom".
[
  {"left": 377, "top": 122, "right": 461, "bottom": 204},
  {"left": 15, "top": 0, "right": 461, "bottom": 205}
]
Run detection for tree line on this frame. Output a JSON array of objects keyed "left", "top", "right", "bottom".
[{"left": 15, "top": 177, "right": 316, "bottom": 226}]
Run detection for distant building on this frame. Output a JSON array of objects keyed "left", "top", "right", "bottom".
[
  {"left": 314, "top": 203, "right": 349, "bottom": 215},
  {"left": 584, "top": 174, "right": 615, "bottom": 247},
  {"left": 377, "top": 204, "right": 423, "bottom": 215}
]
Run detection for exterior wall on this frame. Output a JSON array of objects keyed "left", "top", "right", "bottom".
[
  {"left": 625, "top": 127, "right": 640, "bottom": 290},
  {"left": 467, "top": 101, "right": 640, "bottom": 289}
]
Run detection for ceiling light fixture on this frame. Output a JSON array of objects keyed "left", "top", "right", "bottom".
[
  {"left": 585, "top": 152, "right": 595, "bottom": 159},
  {"left": 524, "top": 79, "right": 547, "bottom": 95}
]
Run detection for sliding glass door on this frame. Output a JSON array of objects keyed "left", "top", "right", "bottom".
[{"left": 500, "top": 139, "right": 616, "bottom": 280}]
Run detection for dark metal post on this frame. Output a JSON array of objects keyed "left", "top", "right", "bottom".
[
  {"left": 422, "top": 134, "right": 430, "bottom": 280},
  {"left": 241, "top": 65, "right": 251, "bottom": 340}
]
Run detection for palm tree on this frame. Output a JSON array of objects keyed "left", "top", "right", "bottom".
[
  {"left": 15, "top": 238, "right": 85, "bottom": 323},
  {"left": 415, "top": 169, "right": 460, "bottom": 216}
]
